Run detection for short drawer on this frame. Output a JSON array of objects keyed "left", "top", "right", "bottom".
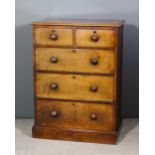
[
  {"left": 35, "top": 48, "right": 114, "bottom": 74},
  {"left": 36, "top": 73, "right": 114, "bottom": 102},
  {"left": 36, "top": 99, "right": 114, "bottom": 131},
  {"left": 35, "top": 28, "right": 73, "bottom": 46},
  {"left": 76, "top": 29, "right": 115, "bottom": 48}
]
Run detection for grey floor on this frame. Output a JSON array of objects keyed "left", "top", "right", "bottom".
[{"left": 16, "top": 118, "right": 139, "bottom": 155}]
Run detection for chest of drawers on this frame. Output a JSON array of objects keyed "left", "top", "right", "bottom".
[{"left": 32, "top": 19, "right": 124, "bottom": 144}]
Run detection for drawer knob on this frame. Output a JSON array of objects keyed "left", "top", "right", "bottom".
[
  {"left": 50, "top": 56, "right": 58, "bottom": 63},
  {"left": 49, "top": 34, "right": 58, "bottom": 41},
  {"left": 90, "top": 114, "right": 97, "bottom": 120},
  {"left": 91, "top": 34, "right": 99, "bottom": 42},
  {"left": 50, "top": 83, "right": 58, "bottom": 90},
  {"left": 90, "top": 58, "right": 98, "bottom": 65},
  {"left": 50, "top": 110, "right": 58, "bottom": 118},
  {"left": 90, "top": 86, "right": 98, "bottom": 92}
]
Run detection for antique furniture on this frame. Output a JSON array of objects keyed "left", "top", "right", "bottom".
[{"left": 32, "top": 19, "right": 124, "bottom": 144}]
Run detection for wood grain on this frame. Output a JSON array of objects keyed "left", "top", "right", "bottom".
[
  {"left": 32, "top": 19, "right": 124, "bottom": 27},
  {"left": 76, "top": 29, "right": 115, "bottom": 48},
  {"left": 35, "top": 28, "right": 73, "bottom": 46},
  {"left": 32, "top": 125, "right": 118, "bottom": 144},
  {"left": 36, "top": 73, "right": 114, "bottom": 102},
  {"left": 35, "top": 48, "right": 114, "bottom": 74},
  {"left": 36, "top": 99, "right": 114, "bottom": 131}
]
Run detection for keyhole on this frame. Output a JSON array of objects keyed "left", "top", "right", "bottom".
[{"left": 72, "top": 76, "right": 76, "bottom": 79}]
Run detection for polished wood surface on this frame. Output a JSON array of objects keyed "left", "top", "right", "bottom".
[
  {"left": 76, "top": 29, "right": 115, "bottom": 48},
  {"left": 32, "top": 19, "right": 124, "bottom": 144},
  {"left": 35, "top": 28, "right": 73, "bottom": 46},
  {"left": 36, "top": 99, "right": 114, "bottom": 131},
  {"left": 32, "top": 19, "right": 125, "bottom": 27},
  {"left": 35, "top": 48, "right": 114, "bottom": 74},
  {"left": 33, "top": 125, "right": 119, "bottom": 144},
  {"left": 36, "top": 73, "right": 114, "bottom": 102}
]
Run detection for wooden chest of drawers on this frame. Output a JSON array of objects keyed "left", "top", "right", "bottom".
[{"left": 32, "top": 19, "right": 124, "bottom": 144}]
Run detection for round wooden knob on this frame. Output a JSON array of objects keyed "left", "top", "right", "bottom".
[
  {"left": 90, "top": 114, "right": 97, "bottom": 120},
  {"left": 50, "top": 110, "right": 58, "bottom": 118},
  {"left": 49, "top": 34, "right": 58, "bottom": 41},
  {"left": 91, "top": 34, "right": 99, "bottom": 42},
  {"left": 90, "top": 86, "right": 98, "bottom": 92},
  {"left": 90, "top": 58, "right": 98, "bottom": 65},
  {"left": 50, "top": 83, "right": 58, "bottom": 90},
  {"left": 50, "top": 56, "right": 58, "bottom": 63}
]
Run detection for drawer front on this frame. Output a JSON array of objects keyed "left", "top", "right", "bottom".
[
  {"left": 36, "top": 48, "right": 114, "bottom": 74},
  {"left": 76, "top": 29, "right": 115, "bottom": 48},
  {"left": 35, "top": 28, "right": 73, "bottom": 46},
  {"left": 36, "top": 99, "right": 114, "bottom": 131},
  {"left": 36, "top": 73, "right": 113, "bottom": 102}
]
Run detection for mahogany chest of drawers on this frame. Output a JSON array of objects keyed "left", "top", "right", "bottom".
[{"left": 32, "top": 19, "right": 124, "bottom": 144}]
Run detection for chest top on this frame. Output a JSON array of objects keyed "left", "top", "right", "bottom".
[{"left": 32, "top": 19, "right": 124, "bottom": 27}]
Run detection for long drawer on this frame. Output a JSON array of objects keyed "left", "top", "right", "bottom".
[
  {"left": 36, "top": 99, "right": 114, "bottom": 131},
  {"left": 35, "top": 48, "right": 114, "bottom": 74},
  {"left": 36, "top": 73, "right": 114, "bottom": 102}
]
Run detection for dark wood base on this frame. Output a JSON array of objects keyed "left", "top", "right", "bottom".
[{"left": 32, "top": 124, "right": 121, "bottom": 144}]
